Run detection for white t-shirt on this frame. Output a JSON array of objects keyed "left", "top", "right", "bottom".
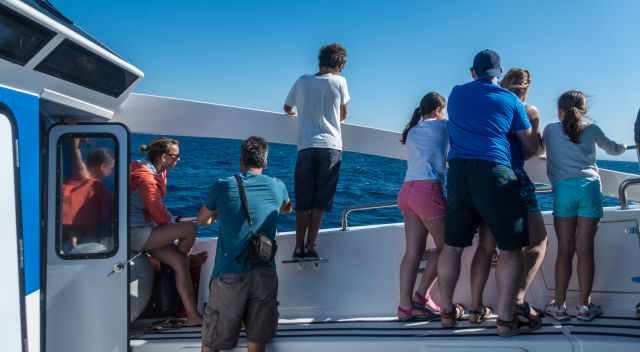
[
  {"left": 404, "top": 118, "right": 449, "bottom": 183},
  {"left": 285, "top": 73, "right": 351, "bottom": 151}
]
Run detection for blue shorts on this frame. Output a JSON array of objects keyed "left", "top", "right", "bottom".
[{"left": 553, "top": 177, "right": 603, "bottom": 218}]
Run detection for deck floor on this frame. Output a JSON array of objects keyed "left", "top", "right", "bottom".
[{"left": 131, "top": 315, "right": 640, "bottom": 351}]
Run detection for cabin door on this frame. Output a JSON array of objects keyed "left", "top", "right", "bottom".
[
  {"left": 0, "top": 107, "right": 27, "bottom": 351},
  {"left": 45, "top": 124, "right": 129, "bottom": 352}
]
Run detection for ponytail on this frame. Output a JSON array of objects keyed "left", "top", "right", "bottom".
[
  {"left": 558, "top": 90, "right": 587, "bottom": 144},
  {"left": 400, "top": 92, "right": 446, "bottom": 145},
  {"left": 401, "top": 108, "right": 422, "bottom": 145}
]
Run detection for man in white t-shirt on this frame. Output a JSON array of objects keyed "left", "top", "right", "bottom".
[{"left": 283, "top": 43, "right": 350, "bottom": 260}]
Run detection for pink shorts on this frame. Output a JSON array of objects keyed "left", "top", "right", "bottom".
[{"left": 397, "top": 181, "right": 446, "bottom": 222}]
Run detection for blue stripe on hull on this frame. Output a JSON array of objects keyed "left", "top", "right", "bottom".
[{"left": 0, "top": 86, "right": 40, "bottom": 295}]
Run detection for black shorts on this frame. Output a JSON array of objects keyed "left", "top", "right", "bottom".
[
  {"left": 294, "top": 148, "right": 342, "bottom": 211},
  {"left": 445, "top": 159, "right": 529, "bottom": 251}
]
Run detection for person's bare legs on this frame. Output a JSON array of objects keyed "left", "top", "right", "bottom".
[
  {"left": 517, "top": 211, "right": 548, "bottom": 305},
  {"left": 148, "top": 244, "right": 202, "bottom": 325},
  {"left": 553, "top": 217, "right": 577, "bottom": 304},
  {"left": 415, "top": 217, "right": 445, "bottom": 302},
  {"left": 495, "top": 249, "right": 524, "bottom": 322},
  {"left": 295, "top": 210, "right": 311, "bottom": 251},
  {"left": 306, "top": 209, "right": 324, "bottom": 250},
  {"left": 470, "top": 224, "right": 496, "bottom": 312},
  {"left": 399, "top": 212, "right": 428, "bottom": 309},
  {"left": 438, "top": 244, "right": 463, "bottom": 315},
  {"left": 143, "top": 222, "right": 198, "bottom": 255},
  {"left": 575, "top": 217, "right": 599, "bottom": 305}
]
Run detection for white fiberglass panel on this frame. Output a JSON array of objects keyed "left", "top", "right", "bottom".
[{"left": 0, "top": 112, "right": 25, "bottom": 351}]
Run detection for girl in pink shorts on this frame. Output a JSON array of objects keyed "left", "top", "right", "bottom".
[{"left": 397, "top": 92, "right": 448, "bottom": 321}]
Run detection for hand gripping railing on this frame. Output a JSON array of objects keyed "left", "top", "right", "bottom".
[
  {"left": 340, "top": 201, "right": 398, "bottom": 231},
  {"left": 618, "top": 177, "right": 640, "bottom": 210}
]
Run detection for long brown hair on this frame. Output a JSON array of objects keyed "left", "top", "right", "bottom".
[
  {"left": 557, "top": 90, "right": 587, "bottom": 144},
  {"left": 500, "top": 68, "right": 531, "bottom": 100},
  {"left": 139, "top": 137, "right": 179, "bottom": 163},
  {"left": 400, "top": 92, "right": 446, "bottom": 144}
]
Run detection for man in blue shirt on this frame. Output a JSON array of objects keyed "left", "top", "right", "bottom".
[
  {"left": 438, "top": 50, "right": 540, "bottom": 336},
  {"left": 198, "top": 136, "right": 291, "bottom": 352}
]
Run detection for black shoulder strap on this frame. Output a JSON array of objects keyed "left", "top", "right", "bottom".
[{"left": 234, "top": 175, "right": 253, "bottom": 228}]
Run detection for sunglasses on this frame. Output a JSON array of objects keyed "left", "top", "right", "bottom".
[{"left": 166, "top": 153, "right": 180, "bottom": 160}]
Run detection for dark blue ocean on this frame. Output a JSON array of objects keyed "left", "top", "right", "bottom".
[{"left": 132, "top": 134, "right": 639, "bottom": 237}]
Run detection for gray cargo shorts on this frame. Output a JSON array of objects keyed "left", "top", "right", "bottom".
[{"left": 202, "top": 268, "right": 279, "bottom": 350}]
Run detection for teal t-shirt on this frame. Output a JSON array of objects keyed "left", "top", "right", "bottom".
[{"left": 206, "top": 172, "right": 289, "bottom": 278}]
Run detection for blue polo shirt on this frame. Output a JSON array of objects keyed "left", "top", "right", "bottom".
[
  {"left": 206, "top": 172, "right": 289, "bottom": 278},
  {"left": 447, "top": 78, "right": 531, "bottom": 166}
]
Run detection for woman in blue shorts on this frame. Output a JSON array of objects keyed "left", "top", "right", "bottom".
[{"left": 543, "top": 90, "right": 626, "bottom": 321}]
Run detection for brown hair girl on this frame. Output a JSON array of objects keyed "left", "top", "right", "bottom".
[{"left": 401, "top": 92, "right": 446, "bottom": 144}]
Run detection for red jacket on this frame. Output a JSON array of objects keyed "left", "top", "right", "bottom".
[{"left": 130, "top": 161, "right": 172, "bottom": 225}]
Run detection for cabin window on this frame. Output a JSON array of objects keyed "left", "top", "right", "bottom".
[
  {"left": 56, "top": 134, "right": 119, "bottom": 258},
  {"left": 35, "top": 39, "right": 138, "bottom": 98},
  {"left": 0, "top": 4, "right": 55, "bottom": 65}
]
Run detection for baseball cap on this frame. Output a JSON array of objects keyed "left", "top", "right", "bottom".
[{"left": 472, "top": 49, "right": 502, "bottom": 78}]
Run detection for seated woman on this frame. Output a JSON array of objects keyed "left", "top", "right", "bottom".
[{"left": 130, "top": 137, "right": 203, "bottom": 326}]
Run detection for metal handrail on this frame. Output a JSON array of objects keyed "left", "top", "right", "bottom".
[
  {"left": 618, "top": 177, "right": 640, "bottom": 210},
  {"left": 339, "top": 186, "right": 555, "bottom": 231},
  {"left": 340, "top": 201, "right": 398, "bottom": 231}
]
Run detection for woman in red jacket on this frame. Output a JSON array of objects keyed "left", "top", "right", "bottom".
[{"left": 130, "top": 137, "right": 202, "bottom": 326}]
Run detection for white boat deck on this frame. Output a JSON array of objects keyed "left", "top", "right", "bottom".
[{"left": 130, "top": 315, "right": 640, "bottom": 351}]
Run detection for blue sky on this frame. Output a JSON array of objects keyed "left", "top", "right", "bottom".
[{"left": 56, "top": 0, "right": 640, "bottom": 160}]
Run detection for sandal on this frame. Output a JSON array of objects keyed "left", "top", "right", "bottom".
[
  {"left": 468, "top": 306, "right": 494, "bottom": 324},
  {"left": 516, "top": 301, "right": 544, "bottom": 319},
  {"left": 496, "top": 312, "right": 542, "bottom": 337},
  {"left": 397, "top": 305, "right": 436, "bottom": 322},
  {"left": 440, "top": 303, "right": 465, "bottom": 328},
  {"left": 413, "top": 292, "right": 441, "bottom": 314}
]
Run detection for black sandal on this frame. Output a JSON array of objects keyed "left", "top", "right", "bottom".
[
  {"left": 440, "top": 303, "right": 464, "bottom": 328},
  {"left": 496, "top": 311, "right": 542, "bottom": 337},
  {"left": 468, "top": 306, "right": 494, "bottom": 324},
  {"left": 516, "top": 301, "right": 545, "bottom": 319}
]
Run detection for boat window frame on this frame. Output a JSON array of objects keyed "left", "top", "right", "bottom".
[
  {"left": 34, "top": 39, "right": 138, "bottom": 98},
  {"left": 0, "top": 3, "right": 56, "bottom": 66},
  {"left": 54, "top": 132, "right": 120, "bottom": 260}
]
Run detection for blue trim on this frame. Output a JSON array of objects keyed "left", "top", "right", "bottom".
[{"left": 0, "top": 86, "right": 40, "bottom": 294}]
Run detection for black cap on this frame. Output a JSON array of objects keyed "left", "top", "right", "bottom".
[{"left": 472, "top": 49, "right": 502, "bottom": 78}]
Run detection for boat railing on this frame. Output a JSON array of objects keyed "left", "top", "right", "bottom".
[
  {"left": 619, "top": 177, "right": 640, "bottom": 210},
  {"left": 340, "top": 184, "right": 554, "bottom": 231}
]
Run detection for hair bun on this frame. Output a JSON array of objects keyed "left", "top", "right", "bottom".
[{"left": 139, "top": 144, "right": 149, "bottom": 153}]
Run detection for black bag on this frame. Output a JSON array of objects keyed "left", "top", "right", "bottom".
[{"left": 235, "top": 175, "right": 277, "bottom": 267}]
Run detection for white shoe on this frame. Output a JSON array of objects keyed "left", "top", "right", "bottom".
[
  {"left": 544, "top": 302, "right": 570, "bottom": 322},
  {"left": 576, "top": 304, "right": 603, "bottom": 321}
]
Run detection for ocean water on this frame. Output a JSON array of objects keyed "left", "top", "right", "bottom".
[{"left": 132, "top": 134, "right": 639, "bottom": 237}]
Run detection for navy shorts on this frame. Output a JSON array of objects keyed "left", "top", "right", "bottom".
[{"left": 294, "top": 148, "right": 341, "bottom": 211}]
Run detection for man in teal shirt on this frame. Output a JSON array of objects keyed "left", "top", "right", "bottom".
[{"left": 198, "top": 136, "right": 291, "bottom": 352}]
